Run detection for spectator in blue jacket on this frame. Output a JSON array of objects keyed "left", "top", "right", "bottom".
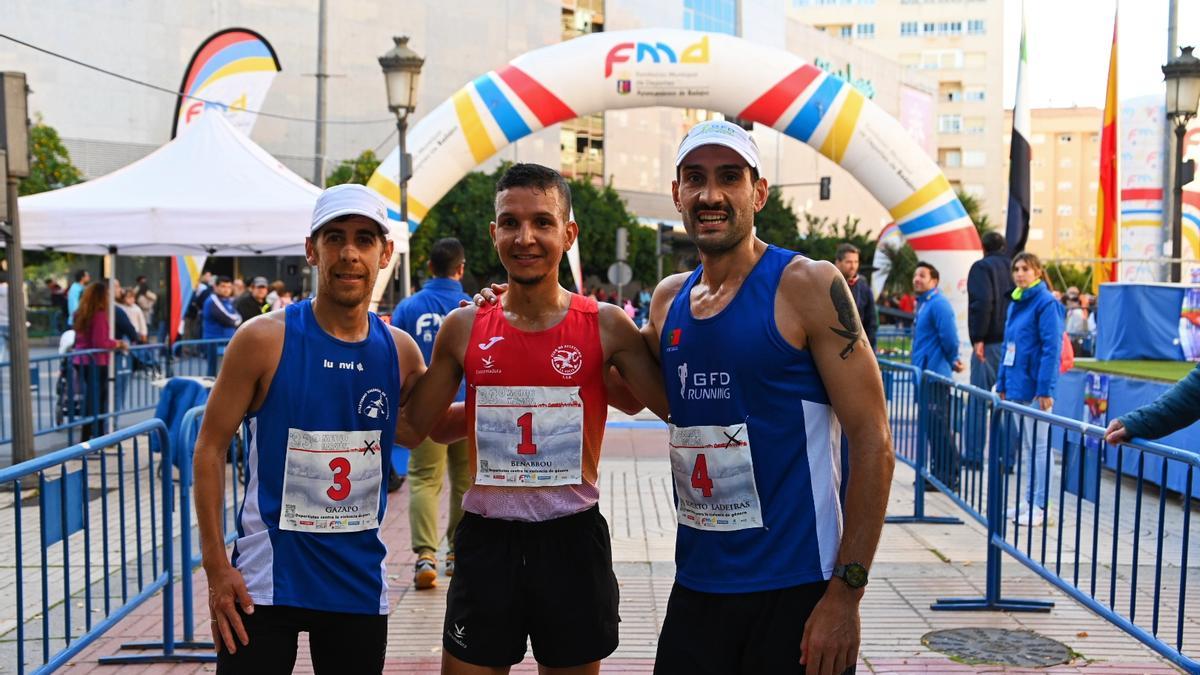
[
  {"left": 202, "top": 276, "right": 241, "bottom": 340},
  {"left": 67, "top": 269, "right": 90, "bottom": 325},
  {"left": 912, "top": 261, "right": 963, "bottom": 490},
  {"left": 391, "top": 237, "right": 471, "bottom": 590},
  {"left": 911, "top": 262, "right": 963, "bottom": 377},
  {"left": 1105, "top": 363, "right": 1200, "bottom": 443},
  {"left": 996, "top": 252, "right": 1064, "bottom": 522}
]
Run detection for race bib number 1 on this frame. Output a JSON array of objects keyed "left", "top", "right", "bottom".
[
  {"left": 669, "top": 422, "right": 764, "bottom": 531},
  {"left": 474, "top": 386, "right": 584, "bottom": 486},
  {"left": 280, "top": 429, "right": 383, "bottom": 533}
]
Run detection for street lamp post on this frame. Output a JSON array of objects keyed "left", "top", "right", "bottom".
[
  {"left": 379, "top": 36, "right": 424, "bottom": 300},
  {"left": 1162, "top": 46, "right": 1200, "bottom": 283}
]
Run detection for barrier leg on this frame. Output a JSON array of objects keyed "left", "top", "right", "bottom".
[
  {"left": 102, "top": 429, "right": 216, "bottom": 664},
  {"left": 888, "top": 377, "right": 961, "bottom": 525},
  {"left": 933, "top": 409, "right": 1052, "bottom": 612}
]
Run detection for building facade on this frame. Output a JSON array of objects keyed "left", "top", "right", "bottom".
[
  {"left": 789, "top": 0, "right": 1006, "bottom": 227},
  {"left": 5, "top": 0, "right": 934, "bottom": 244},
  {"left": 1003, "top": 107, "right": 1103, "bottom": 261}
]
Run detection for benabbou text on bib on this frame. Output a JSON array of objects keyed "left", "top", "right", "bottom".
[
  {"left": 280, "top": 428, "right": 384, "bottom": 533},
  {"left": 669, "top": 422, "right": 764, "bottom": 531},
  {"left": 474, "top": 385, "right": 584, "bottom": 486}
]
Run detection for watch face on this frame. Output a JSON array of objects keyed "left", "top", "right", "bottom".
[{"left": 844, "top": 563, "right": 868, "bottom": 588}]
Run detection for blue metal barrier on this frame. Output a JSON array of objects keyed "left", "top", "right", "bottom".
[
  {"left": 879, "top": 360, "right": 960, "bottom": 525},
  {"left": 886, "top": 371, "right": 1200, "bottom": 670},
  {"left": 0, "top": 419, "right": 207, "bottom": 673},
  {"left": 170, "top": 339, "right": 230, "bottom": 378}
]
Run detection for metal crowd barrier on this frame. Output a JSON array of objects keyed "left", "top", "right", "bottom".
[
  {"left": 0, "top": 339, "right": 229, "bottom": 449},
  {"left": 882, "top": 361, "right": 1200, "bottom": 671},
  {"left": 0, "top": 419, "right": 208, "bottom": 673}
]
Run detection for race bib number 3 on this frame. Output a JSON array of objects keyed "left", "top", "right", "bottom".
[
  {"left": 280, "top": 429, "right": 383, "bottom": 533},
  {"left": 474, "top": 386, "right": 584, "bottom": 486},
  {"left": 669, "top": 422, "right": 764, "bottom": 531}
]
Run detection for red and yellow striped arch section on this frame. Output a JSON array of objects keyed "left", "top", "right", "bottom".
[{"left": 368, "top": 29, "right": 980, "bottom": 313}]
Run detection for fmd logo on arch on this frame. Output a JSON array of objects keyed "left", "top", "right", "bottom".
[{"left": 604, "top": 35, "right": 710, "bottom": 78}]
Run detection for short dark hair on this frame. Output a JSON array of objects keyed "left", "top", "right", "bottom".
[
  {"left": 835, "top": 243, "right": 860, "bottom": 261},
  {"left": 915, "top": 261, "right": 940, "bottom": 282},
  {"left": 216, "top": 275, "right": 233, "bottom": 285},
  {"left": 429, "top": 237, "right": 466, "bottom": 277},
  {"left": 73, "top": 269, "right": 88, "bottom": 282},
  {"left": 495, "top": 163, "right": 572, "bottom": 221},
  {"left": 981, "top": 231, "right": 1006, "bottom": 254}
]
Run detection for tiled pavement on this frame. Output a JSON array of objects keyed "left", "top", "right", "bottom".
[{"left": 35, "top": 422, "right": 1193, "bottom": 673}]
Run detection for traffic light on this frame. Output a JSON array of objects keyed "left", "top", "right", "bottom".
[{"left": 819, "top": 176, "right": 831, "bottom": 200}]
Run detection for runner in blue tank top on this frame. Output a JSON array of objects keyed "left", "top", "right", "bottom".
[
  {"left": 193, "top": 184, "right": 456, "bottom": 674},
  {"left": 642, "top": 122, "right": 895, "bottom": 674}
]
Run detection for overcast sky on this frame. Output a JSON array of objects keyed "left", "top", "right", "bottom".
[{"left": 1002, "top": 0, "right": 1200, "bottom": 109}]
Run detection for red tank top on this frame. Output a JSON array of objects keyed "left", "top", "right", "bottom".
[{"left": 463, "top": 293, "right": 608, "bottom": 521}]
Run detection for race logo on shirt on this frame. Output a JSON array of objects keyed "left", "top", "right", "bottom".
[
  {"left": 357, "top": 388, "right": 391, "bottom": 420},
  {"left": 550, "top": 344, "right": 583, "bottom": 376}
]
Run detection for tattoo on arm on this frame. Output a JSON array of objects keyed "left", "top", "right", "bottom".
[{"left": 828, "top": 279, "right": 863, "bottom": 360}]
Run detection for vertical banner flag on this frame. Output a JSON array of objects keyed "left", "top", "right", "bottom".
[
  {"left": 171, "top": 28, "right": 282, "bottom": 138},
  {"left": 1094, "top": 14, "right": 1119, "bottom": 293},
  {"left": 1118, "top": 95, "right": 1166, "bottom": 282},
  {"left": 1006, "top": 3, "right": 1031, "bottom": 257},
  {"left": 170, "top": 255, "right": 207, "bottom": 343}
]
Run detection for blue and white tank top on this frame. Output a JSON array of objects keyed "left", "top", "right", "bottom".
[
  {"left": 660, "top": 245, "right": 847, "bottom": 593},
  {"left": 232, "top": 299, "right": 400, "bottom": 614}
]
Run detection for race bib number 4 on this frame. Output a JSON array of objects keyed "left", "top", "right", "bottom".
[
  {"left": 669, "top": 422, "right": 764, "bottom": 531},
  {"left": 280, "top": 429, "right": 383, "bottom": 533},
  {"left": 474, "top": 386, "right": 583, "bottom": 486}
]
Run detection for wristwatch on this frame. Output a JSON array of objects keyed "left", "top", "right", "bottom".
[{"left": 832, "top": 562, "right": 869, "bottom": 589}]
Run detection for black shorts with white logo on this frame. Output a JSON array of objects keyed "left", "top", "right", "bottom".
[
  {"left": 654, "top": 581, "right": 857, "bottom": 675},
  {"left": 442, "top": 505, "right": 620, "bottom": 668}
]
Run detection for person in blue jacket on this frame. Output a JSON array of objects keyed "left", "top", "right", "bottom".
[
  {"left": 995, "top": 251, "right": 1063, "bottom": 523},
  {"left": 391, "top": 237, "right": 471, "bottom": 590},
  {"left": 202, "top": 276, "right": 242, "bottom": 340},
  {"left": 911, "top": 261, "right": 963, "bottom": 489},
  {"left": 1105, "top": 363, "right": 1200, "bottom": 443}
]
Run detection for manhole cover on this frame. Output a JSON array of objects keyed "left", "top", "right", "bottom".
[{"left": 921, "top": 627, "right": 1072, "bottom": 667}]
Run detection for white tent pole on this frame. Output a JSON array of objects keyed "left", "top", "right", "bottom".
[{"left": 105, "top": 247, "right": 116, "bottom": 435}]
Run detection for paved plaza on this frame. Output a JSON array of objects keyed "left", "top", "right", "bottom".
[{"left": 5, "top": 418, "right": 1194, "bottom": 674}]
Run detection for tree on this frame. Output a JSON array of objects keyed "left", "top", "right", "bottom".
[
  {"left": 568, "top": 179, "right": 656, "bottom": 287},
  {"left": 411, "top": 166, "right": 506, "bottom": 289},
  {"left": 956, "top": 189, "right": 995, "bottom": 238},
  {"left": 19, "top": 117, "right": 83, "bottom": 196},
  {"left": 878, "top": 242, "right": 918, "bottom": 297},
  {"left": 325, "top": 150, "right": 382, "bottom": 187},
  {"left": 754, "top": 186, "right": 801, "bottom": 251}
]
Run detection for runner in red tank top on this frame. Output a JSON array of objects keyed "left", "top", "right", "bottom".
[{"left": 395, "top": 164, "right": 668, "bottom": 674}]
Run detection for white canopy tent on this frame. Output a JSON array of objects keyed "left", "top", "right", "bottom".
[{"left": 17, "top": 112, "right": 409, "bottom": 256}]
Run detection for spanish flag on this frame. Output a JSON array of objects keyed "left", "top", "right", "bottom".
[{"left": 1094, "top": 14, "right": 1118, "bottom": 293}]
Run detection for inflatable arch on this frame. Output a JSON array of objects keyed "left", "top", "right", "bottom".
[{"left": 367, "top": 29, "right": 981, "bottom": 347}]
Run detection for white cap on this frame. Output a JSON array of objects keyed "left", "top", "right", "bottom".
[
  {"left": 675, "top": 120, "right": 760, "bottom": 170},
  {"left": 310, "top": 184, "right": 391, "bottom": 235}
]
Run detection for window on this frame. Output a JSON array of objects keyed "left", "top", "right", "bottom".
[
  {"left": 938, "top": 114, "right": 962, "bottom": 133},
  {"left": 922, "top": 22, "right": 936, "bottom": 35},
  {"left": 1057, "top": 181, "right": 1073, "bottom": 191},
  {"left": 965, "top": 183, "right": 986, "bottom": 197},
  {"left": 839, "top": 25, "right": 852, "bottom": 38},
  {"left": 946, "top": 89, "right": 962, "bottom": 102},
  {"left": 1057, "top": 204, "right": 1073, "bottom": 216},
  {"left": 1059, "top": 134, "right": 1073, "bottom": 143},
  {"left": 859, "top": 0, "right": 877, "bottom": 4},
  {"left": 948, "top": 21, "right": 963, "bottom": 35},
  {"left": 1060, "top": 157, "right": 1073, "bottom": 168},
  {"left": 968, "top": 19, "right": 985, "bottom": 35},
  {"left": 962, "top": 150, "right": 986, "bottom": 167},
  {"left": 684, "top": 0, "right": 737, "bottom": 34},
  {"left": 793, "top": 0, "right": 811, "bottom": 6},
  {"left": 965, "top": 117, "right": 985, "bottom": 134},
  {"left": 1031, "top": 133, "right": 1046, "bottom": 144},
  {"left": 964, "top": 52, "right": 987, "bottom": 68},
  {"left": 921, "top": 49, "right": 963, "bottom": 70},
  {"left": 964, "top": 87, "right": 986, "bottom": 102},
  {"left": 1058, "top": 228, "right": 1074, "bottom": 240},
  {"left": 940, "top": 149, "right": 962, "bottom": 167},
  {"left": 901, "top": 21, "right": 919, "bottom": 36},
  {"left": 1029, "top": 226, "right": 1044, "bottom": 239},
  {"left": 1034, "top": 180, "right": 1045, "bottom": 192},
  {"left": 855, "top": 23, "right": 875, "bottom": 38}
]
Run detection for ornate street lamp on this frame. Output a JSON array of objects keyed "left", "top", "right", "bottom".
[
  {"left": 1162, "top": 46, "right": 1200, "bottom": 283},
  {"left": 379, "top": 36, "right": 424, "bottom": 298}
]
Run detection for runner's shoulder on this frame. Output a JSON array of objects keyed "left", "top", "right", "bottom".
[
  {"left": 221, "top": 311, "right": 285, "bottom": 371},
  {"left": 780, "top": 256, "right": 840, "bottom": 303},
  {"left": 652, "top": 272, "right": 692, "bottom": 305}
]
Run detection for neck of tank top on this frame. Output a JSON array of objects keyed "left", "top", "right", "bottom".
[
  {"left": 310, "top": 297, "right": 372, "bottom": 342},
  {"left": 496, "top": 286, "right": 574, "bottom": 331}
]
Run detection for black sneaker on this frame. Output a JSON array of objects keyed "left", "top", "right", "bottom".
[{"left": 388, "top": 470, "right": 405, "bottom": 493}]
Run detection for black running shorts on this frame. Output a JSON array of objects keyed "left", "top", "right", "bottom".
[
  {"left": 216, "top": 604, "right": 387, "bottom": 674},
  {"left": 654, "top": 580, "right": 857, "bottom": 675},
  {"left": 442, "top": 505, "right": 620, "bottom": 668}
]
